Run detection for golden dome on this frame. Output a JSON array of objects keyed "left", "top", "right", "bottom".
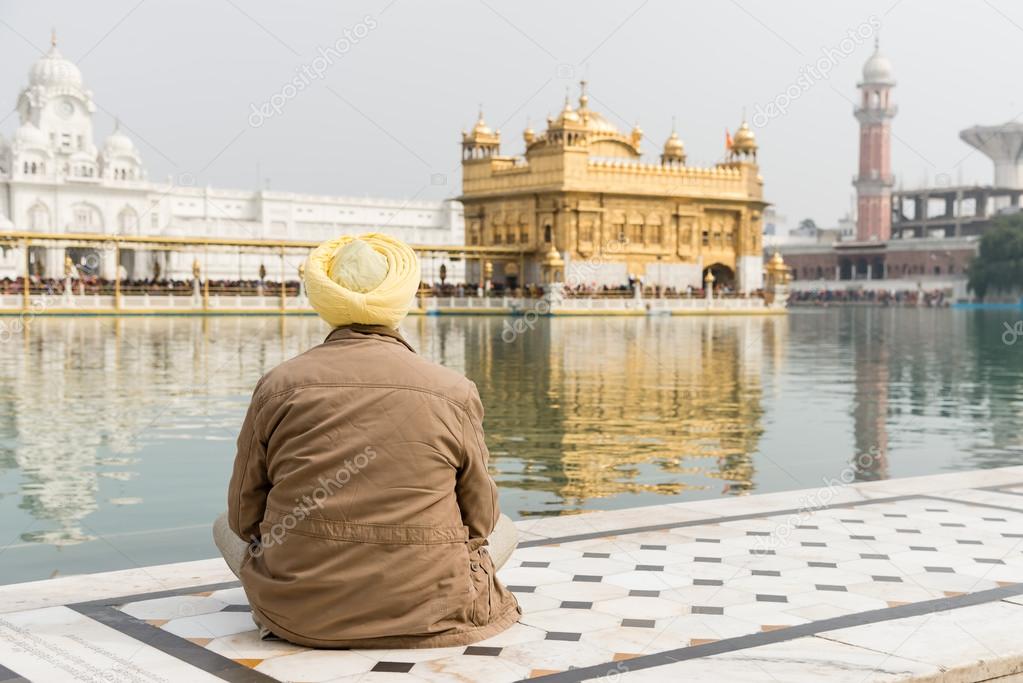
[
  {"left": 732, "top": 120, "right": 757, "bottom": 152},
  {"left": 471, "top": 110, "right": 494, "bottom": 137},
  {"left": 554, "top": 96, "right": 580, "bottom": 126}
]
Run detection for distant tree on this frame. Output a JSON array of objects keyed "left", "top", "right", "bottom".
[
  {"left": 797, "top": 218, "right": 818, "bottom": 234},
  {"left": 968, "top": 213, "right": 1023, "bottom": 299}
]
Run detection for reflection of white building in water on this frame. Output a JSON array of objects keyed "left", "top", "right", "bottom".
[{"left": 0, "top": 35, "right": 464, "bottom": 282}]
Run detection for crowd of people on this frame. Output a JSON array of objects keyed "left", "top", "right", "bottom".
[
  {"left": 0, "top": 276, "right": 302, "bottom": 297},
  {"left": 3, "top": 275, "right": 768, "bottom": 301},
  {"left": 788, "top": 288, "right": 950, "bottom": 307}
]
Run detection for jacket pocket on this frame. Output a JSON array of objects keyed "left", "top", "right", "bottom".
[{"left": 468, "top": 550, "right": 492, "bottom": 626}]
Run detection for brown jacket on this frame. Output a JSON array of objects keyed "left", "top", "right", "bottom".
[{"left": 227, "top": 325, "right": 520, "bottom": 648}]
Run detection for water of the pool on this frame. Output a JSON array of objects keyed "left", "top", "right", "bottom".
[{"left": 1, "top": 308, "right": 1021, "bottom": 583}]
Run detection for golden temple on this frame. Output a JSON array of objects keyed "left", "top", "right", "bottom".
[{"left": 459, "top": 82, "right": 768, "bottom": 293}]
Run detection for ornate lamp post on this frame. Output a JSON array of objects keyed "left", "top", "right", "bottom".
[
  {"left": 63, "top": 255, "right": 75, "bottom": 306},
  {"left": 192, "top": 258, "right": 203, "bottom": 308},
  {"left": 704, "top": 270, "right": 715, "bottom": 303}
]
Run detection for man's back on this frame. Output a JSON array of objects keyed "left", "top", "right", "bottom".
[{"left": 227, "top": 325, "right": 520, "bottom": 648}]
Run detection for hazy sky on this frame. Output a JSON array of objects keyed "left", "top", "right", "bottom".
[{"left": 1, "top": 0, "right": 1018, "bottom": 230}]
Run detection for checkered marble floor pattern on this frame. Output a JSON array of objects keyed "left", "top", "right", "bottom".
[{"left": 5, "top": 468, "right": 1023, "bottom": 682}]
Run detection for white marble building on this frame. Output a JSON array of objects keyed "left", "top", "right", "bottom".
[{"left": 0, "top": 37, "right": 464, "bottom": 283}]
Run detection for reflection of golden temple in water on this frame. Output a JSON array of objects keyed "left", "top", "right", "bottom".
[{"left": 459, "top": 316, "right": 787, "bottom": 511}]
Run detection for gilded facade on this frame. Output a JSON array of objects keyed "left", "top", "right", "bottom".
[{"left": 459, "top": 83, "right": 768, "bottom": 293}]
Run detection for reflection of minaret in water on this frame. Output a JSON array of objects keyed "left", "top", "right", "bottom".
[{"left": 851, "top": 313, "right": 889, "bottom": 480}]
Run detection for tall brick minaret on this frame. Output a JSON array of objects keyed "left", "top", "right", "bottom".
[{"left": 854, "top": 38, "right": 897, "bottom": 242}]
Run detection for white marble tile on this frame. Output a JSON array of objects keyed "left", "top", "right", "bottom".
[
  {"left": 819, "top": 599, "right": 1023, "bottom": 674},
  {"left": 602, "top": 570, "right": 692, "bottom": 591},
  {"left": 519, "top": 607, "right": 620, "bottom": 633},
  {"left": 499, "top": 637, "right": 616, "bottom": 670},
  {"left": 205, "top": 629, "right": 305, "bottom": 660},
  {"left": 0, "top": 606, "right": 224, "bottom": 681},
  {"left": 592, "top": 596, "right": 688, "bottom": 620},
  {"left": 415, "top": 653, "right": 530, "bottom": 683},
  {"left": 255, "top": 650, "right": 378, "bottom": 681},
  {"left": 119, "top": 595, "right": 227, "bottom": 621},
  {"left": 535, "top": 580, "right": 630, "bottom": 602},
  {"left": 495, "top": 566, "right": 573, "bottom": 587},
  {"left": 471, "top": 622, "right": 547, "bottom": 647},
  {"left": 617, "top": 635, "right": 937, "bottom": 682},
  {"left": 162, "top": 610, "right": 259, "bottom": 639},
  {"left": 0, "top": 557, "right": 234, "bottom": 614},
  {"left": 208, "top": 586, "right": 249, "bottom": 605}
]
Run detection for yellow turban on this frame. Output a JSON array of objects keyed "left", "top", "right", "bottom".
[{"left": 304, "top": 233, "right": 420, "bottom": 329}]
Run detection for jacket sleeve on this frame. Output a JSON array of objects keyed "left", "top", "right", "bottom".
[
  {"left": 455, "top": 381, "right": 500, "bottom": 543},
  {"left": 227, "top": 381, "right": 271, "bottom": 543}
]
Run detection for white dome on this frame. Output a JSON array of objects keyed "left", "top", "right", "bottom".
[
  {"left": 15, "top": 123, "right": 48, "bottom": 149},
  {"left": 862, "top": 46, "right": 894, "bottom": 85},
  {"left": 29, "top": 46, "right": 83, "bottom": 89},
  {"left": 104, "top": 127, "right": 135, "bottom": 155}
]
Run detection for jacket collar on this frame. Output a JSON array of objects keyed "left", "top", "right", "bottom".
[{"left": 325, "top": 324, "right": 416, "bottom": 354}]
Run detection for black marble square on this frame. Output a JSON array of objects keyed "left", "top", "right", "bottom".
[
  {"left": 924, "top": 508, "right": 948, "bottom": 512},
  {"left": 909, "top": 546, "right": 937, "bottom": 552},
  {"left": 940, "top": 522, "right": 965, "bottom": 528},
  {"left": 630, "top": 589, "right": 661, "bottom": 597},
  {"left": 924, "top": 566, "right": 955, "bottom": 573},
  {"left": 622, "top": 618, "right": 656, "bottom": 628},
  {"left": 583, "top": 552, "right": 611, "bottom": 558},
  {"left": 746, "top": 531, "right": 770, "bottom": 537},
  {"left": 691, "top": 606, "right": 724, "bottom": 615},
  {"left": 839, "top": 519, "right": 864, "bottom": 524},
  {"left": 883, "top": 513, "right": 908, "bottom": 518},
  {"left": 872, "top": 575, "right": 903, "bottom": 582},
  {"left": 507, "top": 585, "right": 535, "bottom": 593},
  {"left": 749, "top": 549, "right": 775, "bottom": 556},
  {"left": 896, "top": 529, "right": 921, "bottom": 534},
  {"left": 808, "top": 561, "right": 837, "bottom": 568},
  {"left": 640, "top": 544, "right": 667, "bottom": 550},
  {"left": 546, "top": 632, "right": 582, "bottom": 641},
  {"left": 693, "top": 578, "right": 723, "bottom": 586},
  {"left": 695, "top": 557, "right": 722, "bottom": 563},
  {"left": 956, "top": 539, "right": 982, "bottom": 545},
  {"left": 560, "top": 601, "right": 593, "bottom": 609},
  {"left": 573, "top": 575, "right": 602, "bottom": 582},
  {"left": 521, "top": 561, "right": 550, "bottom": 568},
  {"left": 860, "top": 553, "right": 888, "bottom": 560},
  {"left": 1003, "top": 533, "right": 1023, "bottom": 538},
  {"left": 801, "top": 541, "right": 826, "bottom": 547},
  {"left": 816, "top": 584, "right": 847, "bottom": 592},
  {"left": 975, "top": 558, "right": 1005, "bottom": 565},
  {"left": 751, "top": 570, "right": 780, "bottom": 577},
  {"left": 695, "top": 538, "right": 720, "bottom": 544},
  {"left": 983, "top": 517, "right": 1007, "bottom": 522},
  {"left": 635, "top": 564, "right": 664, "bottom": 572},
  {"left": 464, "top": 646, "right": 503, "bottom": 656},
  {"left": 372, "top": 662, "right": 415, "bottom": 673},
  {"left": 850, "top": 535, "right": 875, "bottom": 540},
  {"left": 756, "top": 594, "right": 788, "bottom": 603},
  {"left": 796, "top": 525, "right": 819, "bottom": 530}
]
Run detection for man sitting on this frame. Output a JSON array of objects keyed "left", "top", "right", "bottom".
[{"left": 213, "top": 234, "right": 520, "bottom": 648}]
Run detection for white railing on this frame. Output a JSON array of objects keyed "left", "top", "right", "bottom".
[{"left": 0, "top": 292, "right": 774, "bottom": 314}]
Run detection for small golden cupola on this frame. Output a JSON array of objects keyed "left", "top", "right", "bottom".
[
  {"left": 462, "top": 107, "right": 501, "bottom": 160},
  {"left": 730, "top": 118, "right": 758, "bottom": 161},
  {"left": 661, "top": 118, "right": 686, "bottom": 166},
  {"left": 523, "top": 118, "right": 536, "bottom": 146}
]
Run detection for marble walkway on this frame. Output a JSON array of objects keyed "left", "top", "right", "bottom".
[{"left": 4, "top": 467, "right": 1023, "bottom": 682}]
